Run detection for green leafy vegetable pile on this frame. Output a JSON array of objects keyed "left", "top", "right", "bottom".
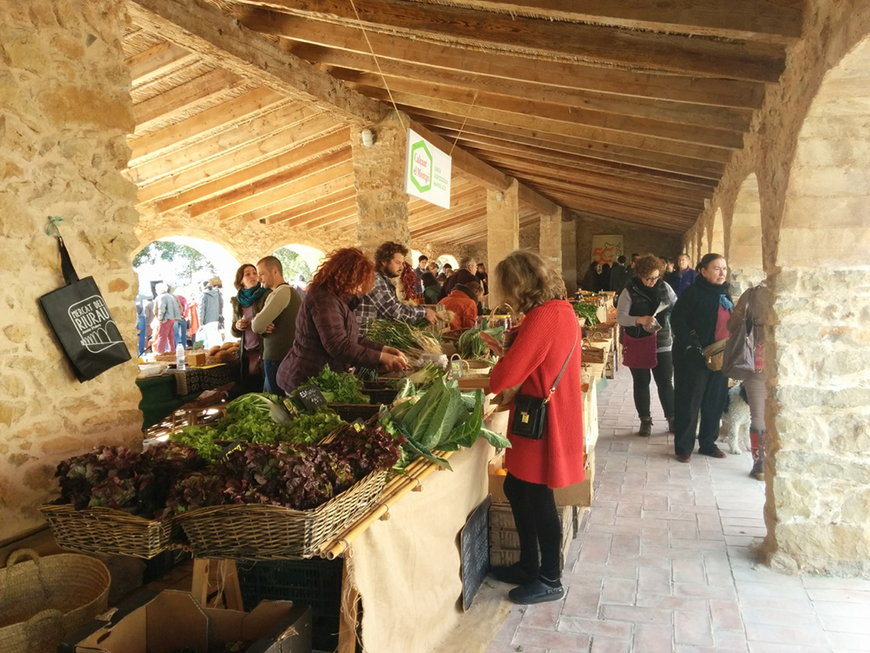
[
  {"left": 457, "top": 327, "right": 505, "bottom": 360},
  {"left": 170, "top": 393, "right": 346, "bottom": 458},
  {"left": 54, "top": 442, "right": 206, "bottom": 519},
  {"left": 367, "top": 319, "right": 442, "bottom": 364},
  {"left": 380, "top": 377, "right": 510, "bottom": 470},
  {"left": 572, "top": 302, "right": 599, "bottom": 327},
  {"left": 164, "top": 424, "right": 402, "bottom": 515},
  {"left": 295, "top": 365, "right": 369, "bottom": 404}
]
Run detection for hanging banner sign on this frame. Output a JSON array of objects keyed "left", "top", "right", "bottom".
[{"left": 405, "top": 128, "right": 451, "bottom": 209}]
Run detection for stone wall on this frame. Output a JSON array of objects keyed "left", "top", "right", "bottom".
[
  {"left": 685, "top": 0, "right": 870, "bottom": 575},
  {"left": 0, "top": 0, "right": 141, "bottom": 541}
]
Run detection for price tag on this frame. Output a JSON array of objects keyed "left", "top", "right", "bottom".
[
  {"left": 352, "top": 418, "right": 366, "bottom": 432},
  {"left": 219, "top": 440, "right": 244, "bottom": 463},
  {"left": 296, "top": 384, "right": 327, "bottom": 411}
]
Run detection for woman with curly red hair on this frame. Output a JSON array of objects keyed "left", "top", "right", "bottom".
[{"left": 276, "top": 248, "right": 408, "bottom": 393}]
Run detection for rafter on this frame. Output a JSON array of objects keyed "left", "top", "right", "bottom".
[
  {"left": 133, "top": 68, "right": 241, "bottom": 132},
  {"left": 127, "top": 41, "right": 197, "bottom": 87}
]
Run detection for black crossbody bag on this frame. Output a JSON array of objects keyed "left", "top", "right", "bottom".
[{"left": 510, "top": 325, "right": 578, "bottom": 440}]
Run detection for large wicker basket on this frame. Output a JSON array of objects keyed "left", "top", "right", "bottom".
[
  {"left": 176, "top": 469, "right": 388, "bottom": 560},
  {"left": 39, "top": 504, "right": 179, "bottom": 560},
  {"left": 0, "top": 549, "right": 110, "bottom": 653}
]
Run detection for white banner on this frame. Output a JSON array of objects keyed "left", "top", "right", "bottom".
[{"left": 405, "top": 129, "right": 451, "bottom": 209}]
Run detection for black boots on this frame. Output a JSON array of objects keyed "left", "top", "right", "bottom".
[
  {"left": 750, "top": 428, "right": 766, "bottom": 480},
  {"left": 639, "top": 417, "right": 653, "bottom": 437}
]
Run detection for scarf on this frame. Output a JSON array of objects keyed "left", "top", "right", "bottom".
[
  {"left": 630, "top": 276, "right": 660, "bottom": 306},
  {"left": 695, "top": 275, "right": 733, "bottom": 310},
  {"left": 237, "top": 283, "right": 267, "bottom": 307}
]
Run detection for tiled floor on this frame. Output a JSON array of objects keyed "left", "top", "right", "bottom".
[{"left": 485, "top": 368, "right": 870, "bottom": 653}]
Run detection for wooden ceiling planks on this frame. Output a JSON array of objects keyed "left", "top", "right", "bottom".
[{"left": 121, "top": 0, "right": 800, "bottom": 247}]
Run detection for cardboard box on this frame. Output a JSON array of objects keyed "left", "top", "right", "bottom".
[
  {"left": 64, "top": 589, "right": 311, "bottom": 653},
  {"left": 488, "top": 450, "right": 594, "bottom": 508}
]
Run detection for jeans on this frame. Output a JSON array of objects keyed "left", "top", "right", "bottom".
[
  {"left": 263, "top": 359, "right": 283, "bottom": 396},
  {"left": 136, "top": 315, "right": 147, "bottom": 356},
  {"left": 503, "top": 473, "right": 562, "bottom": 580},
  {"left": 155, "top": 319, "right": 175, "bottom": 354},
  {"left": 175, "top": 319, "right": 188, "bottom": 348},
  {"left": 629, "top": 350, "right": 674, "bottom": 419},
  {"left": 673, "top": 347, "right": 729, "bottom": 456}
]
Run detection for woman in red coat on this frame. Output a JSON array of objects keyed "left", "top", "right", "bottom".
[{"left": 485, "top": 250, "right": 584, "bottom": 605}]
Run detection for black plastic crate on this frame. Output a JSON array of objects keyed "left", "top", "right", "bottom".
[{"left": 237, "top": 558, "right": 343, "bottom": 651}]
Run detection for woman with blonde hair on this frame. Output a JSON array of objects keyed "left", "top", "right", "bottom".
[{"left": 482, "top": 250, "right": 584, "bottom": 605}]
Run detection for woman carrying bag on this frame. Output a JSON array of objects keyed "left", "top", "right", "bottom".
[
  {"left": 671, "top": 253, "right": 733, "bottom": 462},
  {"left": 230, "top": 263, "right": 270, "bottom": 395},
  {"left": 616, "top": 254, "right": 677, "bottom": 437},
  {"left": 481, "top": 250, "right": 584, "bottom": 605}
]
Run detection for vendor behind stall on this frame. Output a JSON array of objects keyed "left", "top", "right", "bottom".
[
  {"left": 438, "top": 278, "right": 482, "bottom": 329},
  {"left": 277, "top": 248, "right": 408, "bottom": 394},
  {"left": 355, "top": 241, "right": 437, "bottom": 336}
]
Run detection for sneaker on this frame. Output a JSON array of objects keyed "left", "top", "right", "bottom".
[
  {"left": 508, "top": 579, "right": 564, "bottom": 604},
  {"left": 638, "top": 418, "right": 653, "bottom": 437},
  {"left": 490, "top": 563, "right": 537, "bottom": 585}
]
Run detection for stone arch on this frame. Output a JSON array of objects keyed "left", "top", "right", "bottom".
[
  {"left": 437, "top": 254, "right": 459, "bottom": 271},
  {"left": 134, "top": 235, "right": 240, "bottom": 334},
  {"left": 711, "top": 208, "right": 725, "bottom": 256},
  {"left": 697, "top": 224, "right": 708, "bottom": 260},
  {"left": 728, "top": 173, "right": 765, "bottom": 292},
  {"left": 272, "top": 243, "right": 325, "bottom": 275},
  {"left": 765, "top": 37, "right": 870, "bottom": 576}
]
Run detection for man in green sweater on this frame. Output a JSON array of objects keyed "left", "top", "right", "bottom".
[{"left": 253, "top": 256, "right": 302, "bottom": 395}]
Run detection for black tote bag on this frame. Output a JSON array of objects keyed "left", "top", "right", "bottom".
[{"left": 38, "top": 236, "right": 131, "bottom": 382}]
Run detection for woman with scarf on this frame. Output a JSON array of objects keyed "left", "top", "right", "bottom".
[
  {"left": 671, "top": 253, "right": 733, "bottom": 462},
  {"left": 230, "top": 263, "right": 271, "bottom": 395},
  {"left": 616, "top": 254, "right": 677, "bottom": 437}
]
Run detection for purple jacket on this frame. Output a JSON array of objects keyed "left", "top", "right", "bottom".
[
  {"left": 667, "top": 267, "right": 697, "bottom": 297},
  {"left": 277, "top": 285, "right": 383, "bottom": 394}
]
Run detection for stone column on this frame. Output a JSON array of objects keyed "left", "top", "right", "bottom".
[
  {"left": 351, "top": 111, "right": 410, "bottom": 255},
  {"left": 539, "top": 206, "right": 563, "bottom": 274},
  {"left": 561, "top": 216, "right": 578, "bottom": 295},
  {"left": 486, "top": 178, "right": 520, "bottom": 307}
]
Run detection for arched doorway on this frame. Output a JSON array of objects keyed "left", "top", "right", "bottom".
[
  {"left": 272, "top": 243, "right": 325, "bottom": 277},
  {"left": 729, "top": 174, "right": 765, "bottom": 294},
  {"left": 766, "top": 37, "right": 870, "bottom": 576}
]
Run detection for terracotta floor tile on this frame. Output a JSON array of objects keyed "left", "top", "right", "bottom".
[{"left": 675, "top": 610, "right": 715, "bottom": 646}]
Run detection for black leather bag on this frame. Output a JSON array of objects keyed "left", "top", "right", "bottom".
[{"left": 510, "top": 325, "right": 578, "bottom": 440}]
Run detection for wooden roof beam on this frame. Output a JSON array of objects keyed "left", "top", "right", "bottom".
[
  {"left": 127, "top": 41, "right": 197, "bottom": 87},
  {"left": 270, "top": 191, "right": 358, "bottom": 227},
  {"left": 416, "top": 1, "right": 803, "bottom": 43},
  {"left": 128, "top": 0, "right": 386, "bottom": 125},
  {"left": 273, "top": 25, "right": 765, "bottom": 109},
  {"left": 236, "top": 1, "right": 785, "bottom": 82}
]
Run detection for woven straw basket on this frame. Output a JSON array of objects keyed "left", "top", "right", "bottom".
[
  {"left": 40, "top": 504, "right": 178, "bottom": 560},
  {"left": 176, "top": 469, "right": 388, "bottom": 560},
  {"left": 0, "top": 549, "right": 110, "bottom": 653}
]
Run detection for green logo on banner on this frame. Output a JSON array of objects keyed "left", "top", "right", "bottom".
[{"left": 410, "top": 140, "right": 433, "bottom": 193}]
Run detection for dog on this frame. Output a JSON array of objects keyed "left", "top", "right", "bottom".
[{"left": 719, "top": 383, "right": 751, "bottom": 455}]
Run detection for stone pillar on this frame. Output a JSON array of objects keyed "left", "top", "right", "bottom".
[
  {"left": 486, "top": 178, "right": 520, "bottom": 307},
  {"left": 561, "top": 216, "right": 578, "bottom": 295},
  {"left": 539, "top": 207, "right": 563, "bottom": 274},
  {"left": 0, "top": 0, "right": 142, "bottom": 540},
  {"left": 351, "top": 111, "right": 410, "bottom": 255}
]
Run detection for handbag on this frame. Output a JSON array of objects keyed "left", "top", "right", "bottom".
[
  {"left": 702, "top": 338, "right": 728, "bottom": 372},
  {"left": 510, "top": 324, "right": 578, "bottom": 440},
  {"left": 722, "top": 287, "right": 761, "bottom": 380},
  {"left": 622, "top": 331, "right": 658, "bottom": 369},
  {"left": 38, "top": 235, "right": 131, "bottom": 382}
]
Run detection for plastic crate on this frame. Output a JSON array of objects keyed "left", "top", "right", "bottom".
[{"left": 236, "top": 558, "right": 342, "bottom": 652}]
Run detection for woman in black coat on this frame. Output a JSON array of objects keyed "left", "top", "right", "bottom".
[{"left": 670, "top": 253, "right": 733, "bottom": 462}]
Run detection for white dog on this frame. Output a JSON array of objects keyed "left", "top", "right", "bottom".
[{"left": 719, "top": 384, "right": 751, "bottom": 455}]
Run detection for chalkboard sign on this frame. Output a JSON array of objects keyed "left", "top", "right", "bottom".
[
  {"left": 296, "top": 384, "right": 327, "bottom": 411},
  {"left": 219, "top": 440, "right": 244, "bottom": 463},
  {"left": 460, "top": 495, "right": 491, "bottom": 611}
]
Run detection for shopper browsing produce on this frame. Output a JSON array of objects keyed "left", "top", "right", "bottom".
[
  {"left": 277, "top": 248, "right": 408, "bottom": 394},
  {"left": 438, "top": 278, "right": 482, "bottom": 329},
  {"left": 253, "top": 256, "right": 303, "bottom": 395}
]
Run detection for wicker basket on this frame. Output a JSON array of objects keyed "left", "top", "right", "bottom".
[
  {"left": 176, "top": 469, "right": 388, "bottom": 560},
  {"left": 40, "top": 504, "right": 179, "bottom": 560},
  {"left": 0, "top": 549, "right": 110, "bottom": 653}
]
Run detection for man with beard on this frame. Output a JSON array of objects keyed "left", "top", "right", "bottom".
[{"left": 355, "top": 242, "right": 438, "bottom": 336}]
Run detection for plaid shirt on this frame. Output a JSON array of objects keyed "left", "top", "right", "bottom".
[{"left": 355, "top": 271, "right": 428, "bottom": 336}]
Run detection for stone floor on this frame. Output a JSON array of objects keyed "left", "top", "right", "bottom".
[{"left": 484, "top": 367, "right": 870, "bottom": 653}]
